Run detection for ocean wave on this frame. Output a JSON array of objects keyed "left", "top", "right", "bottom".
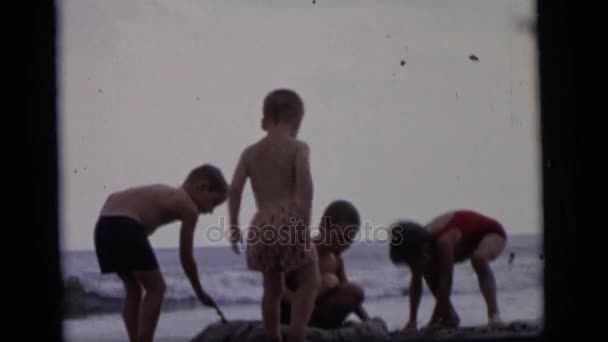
[
  {"left": 61, "top": 241, "right": 543, "bottom": 317},
  {"left": 62, "top": 259, "right": 542, "bottom": 317}
]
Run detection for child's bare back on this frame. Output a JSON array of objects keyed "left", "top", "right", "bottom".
[
  {"left": 230, "top": 121, "right": 314, "bottom": 272},
  {"left": 240, "top": 135, "right": 311, "bottom": 217},
  {"left": 228, "top": 88, "right": 319, "bottom": 342},
  {"left": 100, "top": 184, "right": 194, "bottom": 234}
]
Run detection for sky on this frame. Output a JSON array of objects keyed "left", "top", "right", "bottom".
[{"left": 58, "top": 0, "right": 540, "bottom": 251}]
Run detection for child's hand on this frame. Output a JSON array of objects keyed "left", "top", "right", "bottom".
[{"left": 230, "top": 226, "right": 242, "bottom": 254}]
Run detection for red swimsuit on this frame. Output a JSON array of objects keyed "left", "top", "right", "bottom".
[{"left": 436, "top": 210, "right": 507, "bottom": 240}]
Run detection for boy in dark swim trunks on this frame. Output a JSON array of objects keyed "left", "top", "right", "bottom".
[
  {"left": 389, "top": 209, "right": 507, "bottom": 331},
  {"left": 280, "top": 200, "right": 370, "bottom": 329},
  {"left": 94, "top": 164, "right": 228, "bottom": 342}
]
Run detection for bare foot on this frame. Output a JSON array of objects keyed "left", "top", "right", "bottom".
[
  {"left": 285, "top": 330, "right": 302, "bottom": 342},
  {"left": 442, "top": 312, "right": 460, "bottom": 329},
  {"left": 421, "top": 322, "right": 443, "bottom": 332},
  {"left": 402, "top": 320, "right": 418, "bottom": 333},
  {"left": 488, "top": 314, "right": 506, "bottom": 329}
]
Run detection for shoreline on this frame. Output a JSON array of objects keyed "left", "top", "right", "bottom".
[
  {"left": 64, "top": 285, "right": 542, "bottom": 321},
  {"left": 63, "top": 294, "right": 542, "bottom": 341}
]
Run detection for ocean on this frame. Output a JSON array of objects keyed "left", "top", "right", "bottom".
[{"left": 62, "top": 234, "right": 543, "bottom": 341}]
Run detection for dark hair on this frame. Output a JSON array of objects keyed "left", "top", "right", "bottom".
[
  {"left": 389, "top": 220, "right": 432, "bottom": 264},
  {"left": 185, "top": 164, "right": 228, "bottom": 194},
  {"left": 262, "top": 89, "right": 304, "bottom": 125},
  {"left": 321, "top": 200, "right": 361, "bottom": 227},
  {"left": 320, "top": 200, "right": 361, "bottom": 246}
]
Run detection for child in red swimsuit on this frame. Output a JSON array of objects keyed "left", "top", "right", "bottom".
[{"left": 389, "top": 209, "right": 507, "bottom": 331}]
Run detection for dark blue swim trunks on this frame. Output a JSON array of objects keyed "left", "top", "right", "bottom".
[{"left": 94, "top": 216, "right": 159, "bottom": 274}]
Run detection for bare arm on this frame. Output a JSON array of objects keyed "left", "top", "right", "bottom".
[
  {"left": 432, "top": 230, "right": 460, "bottom": 323},
  {"left": 337, "top": 258, "right": 369, "bottom": 321},
  {"left": 406, "top": 269, "right": 423, "bottom": 329},
  {"left": 294, "top": 142, "right": 313, "bottom": 226},
  {"left": 424, "top": 267, "right": 443, "bottom": 326},
  {"left": 228, "top": 149, "right": 249, "bottom": 254},
  {"left": 336, "top": 257, "right": 348, "bottom": 284},
  {"left": 354, "top": 304, "right": 370, "bottom": 322},
  {"left": 178, "top": 201, "right": 215, "bottom": 307}
]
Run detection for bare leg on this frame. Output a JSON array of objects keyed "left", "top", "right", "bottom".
[
  {"left": 133, "top": 270, "right": 166, "bottom": 342},
  {"left": 425, "top": 270, "right": 442, "bottom": 327},
  {"left": 311, "top": 282, "right": 364, "bottom": 329},
  {"left": 426, "top": 301, "right": 459, "bottom": 328},
  {"left": 262, "top": 270, "right": 284, "bottom": 342},
  {"left": 118, "top": 273, "right": 142, "bottom": 342},
  {"left": 287, "top": 262, "right": 320, "bottom": 342},
  {"left": 442, "top": 303, "right": 460, "bottom": 328},
  {"left": 428, "top": 304, "right": 442, "bottom": 326},
  {"left": 425, "top": 270, "right": 459, "bottom": 328},
  {"left": 471, "top": 234, "right": 506, "bottom": 327}
]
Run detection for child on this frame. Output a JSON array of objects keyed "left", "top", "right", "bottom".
[
  {"left": 228, "top": 89, "right": 320, "bottom": 342},
  {"left": 389, "top": 209, "right": 507, "bottom": 331},
  {"left": 94, "top": 164, "right": 228, "bottom": 342},
  {"left": 280, "top": 200, "right": 370, "bottom": 329}
]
